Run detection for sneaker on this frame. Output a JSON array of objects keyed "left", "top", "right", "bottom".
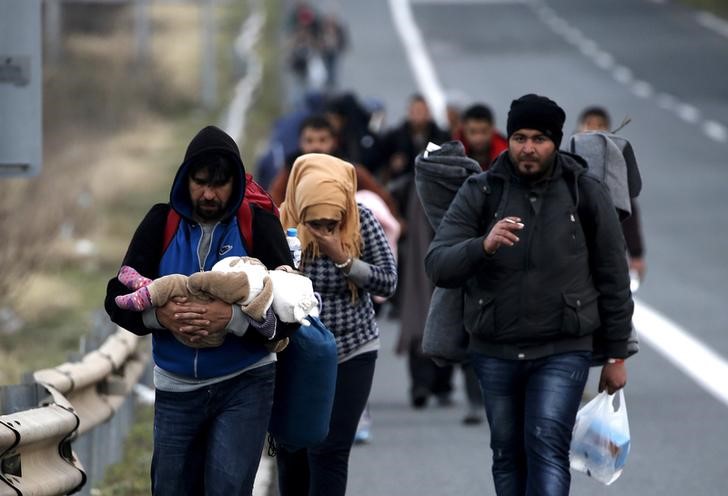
[
  {"left": 411, "top": 387, "right": 429, "bottom": 409},
  {"left": 354, "top": 405, "right": 372, "bottom": 445},
  {"left": 354, "top": 426, "right": 371, "bottom": 444}
]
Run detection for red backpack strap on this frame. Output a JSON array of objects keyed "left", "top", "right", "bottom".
[
  {"left": 245, "top": 173, "right": 279, "bottom": 216},
  {"left": 164, "top": 205, "right": 254, "bottom": 255},
  {"left": 163, "top": 209, "right": 181, "bottom": 253},
  {"left": 237, "top": 201, "right": 254, "bottom": 253},
  {"left": 237, "top": 174, "right": 281, "bottom": 254}
]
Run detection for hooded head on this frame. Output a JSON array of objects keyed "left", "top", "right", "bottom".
[
  {"left": 279, "top": 153, "right": 361, "bottom": 300},
  {"left": 506, "top": 94, "right": 566, "bottom": 148},
  {"left": 280, "top": 153, "right": 360, "bottom": 258},
  {"left": 170, "top": 126, "right": 246, "bottom": 221}
]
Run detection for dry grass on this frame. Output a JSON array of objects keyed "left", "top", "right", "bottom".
[
  {"left": 13, "top": 274, "right": 84, "bottom": 322},
  {"left": 0, "top": 3, "right": 231, "bottom": 383}
]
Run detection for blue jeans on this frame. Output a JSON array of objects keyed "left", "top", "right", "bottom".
[
  {"left": 470, "top": 352, "right": 591, "bottom": 496},
  {"left": 151, "top": 363, "right": 275, "bottom": 496}
]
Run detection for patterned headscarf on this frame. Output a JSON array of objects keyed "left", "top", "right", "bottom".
[{"left": 280, "top": 153, "right": 361, "bottom": 266}]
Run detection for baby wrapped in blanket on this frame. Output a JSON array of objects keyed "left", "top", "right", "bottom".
[{"left": 115, "top": 256, "right": 319, "bottom": 348}]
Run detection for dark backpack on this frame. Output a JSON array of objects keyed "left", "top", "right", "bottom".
[{"left": 162, "top": 173, "right": 279, "bottom": 253}]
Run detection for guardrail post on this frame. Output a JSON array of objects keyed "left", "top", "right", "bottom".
[{"left": 0, "top": 383, "right": 86, "bottom": 495}]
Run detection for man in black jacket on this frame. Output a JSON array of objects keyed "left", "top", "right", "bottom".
[
  {"left": 425, "top": 95, "right": 633, "bottom": 496},
  {"left": 105, "top": 125, "right": 297, "bottom": 496}
]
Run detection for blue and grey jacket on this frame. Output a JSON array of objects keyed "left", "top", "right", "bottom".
[{"left": 105, "top": 126, "right": 296, "bottom": 379}]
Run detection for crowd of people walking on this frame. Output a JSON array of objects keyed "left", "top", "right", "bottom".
[{"left": 104, "top": 3, "right": 645, "bottom": 495}]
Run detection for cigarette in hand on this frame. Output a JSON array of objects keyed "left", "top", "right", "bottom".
[{"left": 503, "top": 218, "right": 524, "bottom": 228}]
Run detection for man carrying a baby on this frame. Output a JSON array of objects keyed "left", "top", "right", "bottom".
[{"left": 105, "top": 125, "right": 298, "bottom": 496}]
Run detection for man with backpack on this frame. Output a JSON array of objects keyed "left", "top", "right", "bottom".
[
  {"left": 425, "top": 94, "right": 633, "bottom": 495},
  {"left": 575, "top": 106, "right": 646, "bottom": 284},
  {"left": 105, "top": 125, "right": 297, "bottom": 495}
]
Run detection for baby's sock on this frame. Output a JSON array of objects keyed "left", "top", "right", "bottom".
[
  {"left": 115, "top": 286, "right": 153, "bottom": 311},
  {"left": 118, "top": 265, "right": 152, "bottom": 291}
]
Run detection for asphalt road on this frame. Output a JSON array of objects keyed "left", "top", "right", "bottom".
[{"left": 306, "top": 1, "right": 728, "bottom": 494}]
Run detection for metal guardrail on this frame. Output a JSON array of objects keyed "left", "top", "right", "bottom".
[
  {"left": 0, "top": 326, "right": 149, "bottom": 495},
  {"left": 33, "top": 330, "right": 145, "bottom": 435}
]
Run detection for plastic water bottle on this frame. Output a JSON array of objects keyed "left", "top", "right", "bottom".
[{"left": 286, "top": 227, "right": 301, "bottom": 269}]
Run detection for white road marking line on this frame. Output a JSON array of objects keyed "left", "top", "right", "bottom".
[
  {"left": 529, "top": 2, "right": 727, "bottom": 146},
  {"left": 612, "top": 65, "right": 633, "bottom": 84},
  {"left": 676, "top": 103, "right": 701, "bottom": 123},
  {"left": 563, "top": 26, "right": 586, "bottom": 46},
  {"left": 593, "top": 50, "right": 615, "bottom": 70},
  {"left": 394, "top": 0, "right": 728, "bottom": 409},
  {"left": 634, "top": 300, "right": 728, "bottom": 408},
  {"left": 631, "top": 80, "right": 654, "bottom": 99},
  {"left": 656, "top": 92, "right": 678, "bottom": 110},
  {"left": 578, "top": 39, "right": 599, "bottom": 57},
  {"left": 389, "top": 0, "right": 449, "bottom": 128},
  {"left": 253, "top": 454, "right": 274, "bottom": 496},
  {"left": 703, "top": 120, "right": 728, "bottom": 142},
  {"left": 696, "top": 10, "right": 728, "bottom": 39}
]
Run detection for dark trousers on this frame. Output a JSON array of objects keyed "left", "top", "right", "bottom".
[
  {"left": 276, "top": 351, "right": 377, "bottom": 496},
  {"left": 151, "top": 363, "right": 275, "bottom": 496},
  {"left": 408, "top": 338, "right": 453, "bottom": 399},
  {"left": 470, "top": 352, "right": 591, "bottom": 496},
  {"left": 462, "top": 361, "right": 484, "bottom": 407}
]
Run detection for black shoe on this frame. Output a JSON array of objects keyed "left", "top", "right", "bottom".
[
  {"left": 411, "top": 387, "right": 429, "bottom": 409},
  {"left": 412, "top": 395, "right": 427, "bottom": 409}
]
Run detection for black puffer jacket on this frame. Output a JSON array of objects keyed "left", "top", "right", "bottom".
[{"left": 425, "top": 151, "right": 633, "bottom": 360}]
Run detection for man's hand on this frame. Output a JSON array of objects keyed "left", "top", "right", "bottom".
[
  {"left": 483, "top": 216, "right": 525, "bottom": 255},
  {"left": 156, "top": 298, "right": 232, "bottom": 344},
  {"left": 599, "top": 361, "right": 627, "bottom": 394},
  {"left": 629, "top": 257, "right": 646, "bottom": 281},
  {"left": 202, "top": 299, "right": 233, "bottom": 336},
  {"left": 156, "top": 297, "right": 210, "bottom": 341}
]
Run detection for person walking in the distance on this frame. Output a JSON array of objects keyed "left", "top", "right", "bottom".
[
  {"left": 105, "top": 125, "right": 297, "bottom": 496},
  {"left": 425, "top": 94, "right": 633, "bottom": 495},
  {"left": 458, "top": 103, "right": 509, "bottom": 171},
  {"left": 576, "top": 105, "right": 646, "bottom": 284}
]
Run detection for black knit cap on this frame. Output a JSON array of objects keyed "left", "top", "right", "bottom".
[{"left": 506, "top": 94, "right": 566, "bottom": 148}]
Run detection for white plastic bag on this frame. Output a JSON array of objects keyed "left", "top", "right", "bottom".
[
  {"left": 267, "top": 270, "right": 320, "bottom": 325},
  {"left": 570, "top": 390, "right": 631, "bottom": 485}
]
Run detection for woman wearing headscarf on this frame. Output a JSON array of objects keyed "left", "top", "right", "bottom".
[{"left": 277, "top": 153, "right": 397, "bottom": 496}]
